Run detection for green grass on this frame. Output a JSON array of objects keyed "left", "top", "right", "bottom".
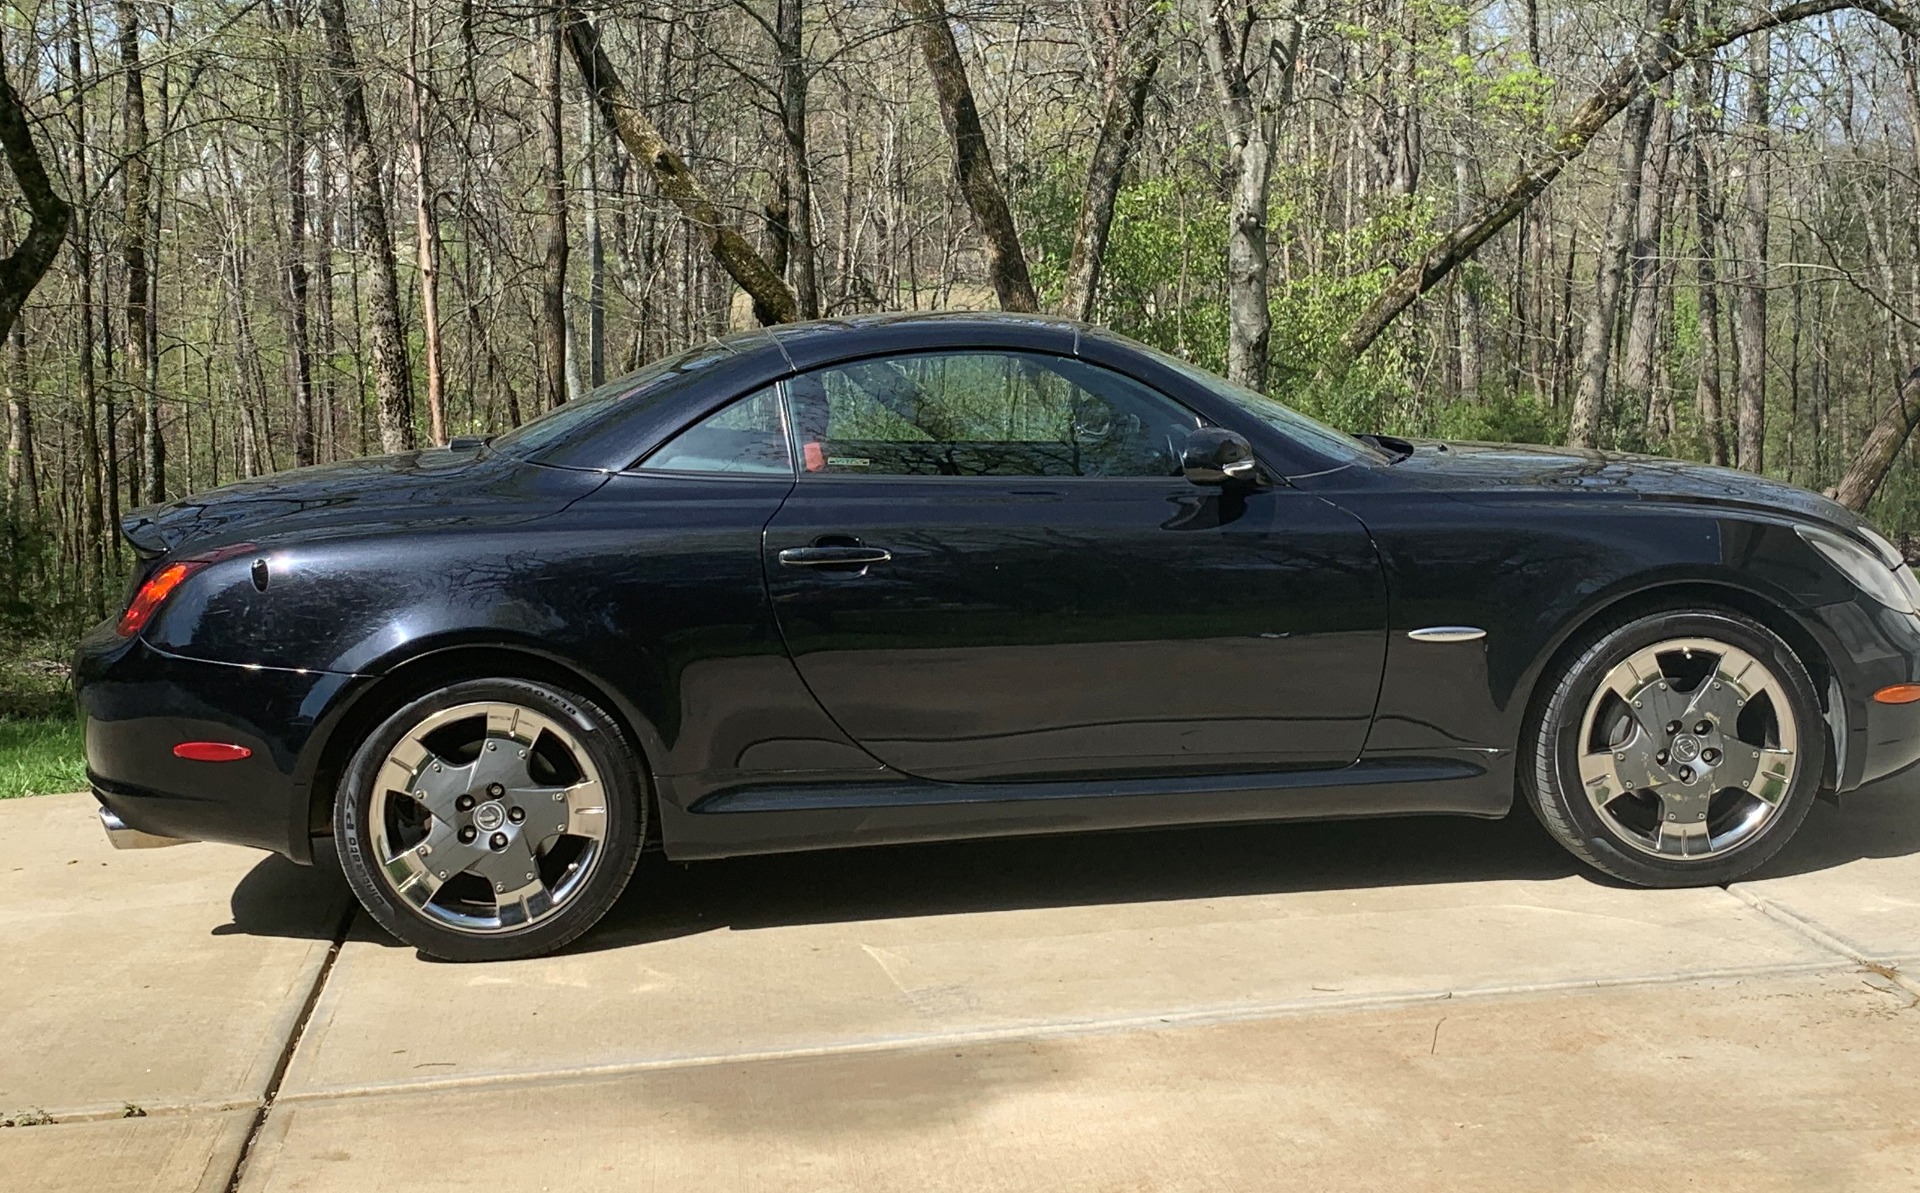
[{"left": 0, "top": 718, "right": 87, "bottom": 799}]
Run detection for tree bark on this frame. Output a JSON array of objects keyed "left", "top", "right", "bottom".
[
  {"left": 318, "top": 0, "right": 415, "bottom": 452},
  {"left": 774, "top": 0, "right": 820, "bottom": 319},
  {"left": 1319, "top": 0, "right": 1920, "bottom": 385},
  {"left": 537, "top": 5, "right": 569, "bottom": 408},
  {"left": 1620, "top": 82, "right": 1674, "bottom": 437},
  {"left": 4, "top": 326, "right": 35, "bottom": 516},
  {"left": 1566, "top": 86, "right": 1657, "bottom": 448},
  {"left": 409, "top": 0, "right": 447, "bottom": 439},
  {"left": 116, "top": 0, "right": 164, "bottom": 502},
  {"left": 276, "top": 0, "right": 317, "bottom": 469},
  {"left": 902, "top": 0, "right": 1039, "bottom": 314},
  {"left": 1199, "top": 0, "right": 1303, "bottom": 392},
  {"left": 1689, "top": 44, "right": 1730, "bottom": 465},
  {"left": 1731, "top": 27, "right": 1771, "bottom": 472},
  {"left": 564, "top": 12, "right": 798, "bottom": 325},
  {"left": 1449, "top": 20, "right": 1484, "bottom": 398},
  {"left": 1060, "top": 4, "right": 1160, "bottom": 322},
  {"left": 0, "top": 27, "right": 74, "bottom": 347},
  {"left": 1831, "top": 365, "right": 1920, "bottom": 512}
]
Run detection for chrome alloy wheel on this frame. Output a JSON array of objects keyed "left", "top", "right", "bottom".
[
  {"left": 1576, "top": 637, "right": 1800, "bottom": 860},
  {"left": 369, "top": 701, "right": 610, "bottom": 933}
]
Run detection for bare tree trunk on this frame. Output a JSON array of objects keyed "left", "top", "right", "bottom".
[
  {"left": 583, "top": 103, "right": 606, "bottom": 385},
  {"left": 276, "top": 0, "right": 317, "bottom": 468},
  {"left": 774, "top": 0, "right": 819, "bottom": 319},
  {"left": 67, "top": 2, "right": 106, "bottom": 609},
  {"left": 318, "top": 0, "right": 415, "bottom": 452},
  {"left": 902, "top": 0, "right": 1039, "bottom": 313},
  {"left": 564, "top": 12, "right": 797, "bottom": 324},
  {"left": 538, "top": 5, "right": 569, "bottom": 408},
  {"left": 409, "top": 0, "right": 447, "bottom": 440},
  {"left": 1060, "top": 4, "right": 1160, "bottom": 322},
  {"left": 1831, "top": 365, "right": 1920, "bottom": 511},
  {"left": 1321, "top": 0, "right": 1920, "bottom": 384},
  {"left": 1567, "top": 81, "right": 1658, "bottom": 447},
  {"left": 1620, "top": 82, "right": 1674, "bottom": 437},
  {"left": 5, "top": 326, "right": 36, "bottom": 516},
  {"left": 1199, "top": 0, "right": 1303, "bottom": 392},
  {"left": 115, "top": 0, "right": 164, "bottom": 502},
  {"left": 1690, "top": 44, "right": 1730, "bottom": 465},
  {"left": 0, "top": 26, "right": 74, "bottom": 346},
  {"left": 1449, "top": 19, "right": 1483, "bottom": 397},
  {"left": 1731, "top": 28, "right": 1771, "bottom": 472}
]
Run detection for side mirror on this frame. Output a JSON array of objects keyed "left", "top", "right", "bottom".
[{"left": 1182, "top": 427, "right": 1260, "bottom": 486}]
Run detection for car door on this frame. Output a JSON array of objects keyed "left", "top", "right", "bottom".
[{"left": 762, "top": 349, "right": 1388, "bottom": 783}]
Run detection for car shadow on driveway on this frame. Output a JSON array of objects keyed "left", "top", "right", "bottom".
[{"left": 215, "top": 776, "right": 1920, "bottom": 954}]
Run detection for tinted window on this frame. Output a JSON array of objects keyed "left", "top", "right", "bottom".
[
  {"left": 638, "top": 386, "right": 791, "bottom": 476},
  {"left": 784, "top": 352, "right": 1200, "bottom": 478},
  {"left": 491, "top": 340, "right": 748, "bottom": 460}
]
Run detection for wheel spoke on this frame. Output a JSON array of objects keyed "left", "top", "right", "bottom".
[
  {"left": 1578, "top": 735, "right": 1665, "bottom": 812},
  {"left": 505, "top": 776, "right": 595, "bottom": 847},
  {"left": 1653, "top": 815, "right": 1714, "bottom": 858},
  {"left": 1712, "top": 744, "right": 1796, "bottom": 805},
  {"left": 469, "top": 834, "right": 545, "bottom": 902}
]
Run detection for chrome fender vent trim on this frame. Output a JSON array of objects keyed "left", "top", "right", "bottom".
[{"left": 1407, "top": 626, "right": 1487, "bottom": 644}]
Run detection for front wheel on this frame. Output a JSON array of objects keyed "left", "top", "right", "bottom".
[
  {"left": 1525, "top": 609, "right": 1824, "bottom": 887},
  {"left": 335, "top": 678, "right": 645, "bottom": 961}
]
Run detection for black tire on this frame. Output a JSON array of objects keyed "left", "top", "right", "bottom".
[
  {"left": 335, "top": 677, "right": 646, "bottom": 961},
  {"left": 1523, "top": 608, "right": 1824, "bottom": 887}
]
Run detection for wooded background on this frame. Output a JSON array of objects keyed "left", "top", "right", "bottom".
[{"left": 3, "top": 0, "right": 1920, "bottom": 652}]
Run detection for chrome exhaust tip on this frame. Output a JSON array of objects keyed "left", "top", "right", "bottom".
[{"left": 98, "top": 806, "right": 194, "bottom": 850}]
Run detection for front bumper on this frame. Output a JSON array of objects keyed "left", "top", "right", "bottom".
[
  {"left": 1807, "top": 597, "right": 1920, "bottom": 791},
  {"left": 75, "top": 622, "right": 369, "bottom": 861}
]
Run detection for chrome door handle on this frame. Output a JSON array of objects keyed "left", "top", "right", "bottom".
[{"left": 777, "top": 545, "right": 893, "bottom": 568}]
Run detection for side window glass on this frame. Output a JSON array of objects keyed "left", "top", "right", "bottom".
[
  {"left": 637, "top": 385, "right": 791, "bottom": 476},
  {"left": 784, "top": 352, "right": 1201, "bottom": 478}
]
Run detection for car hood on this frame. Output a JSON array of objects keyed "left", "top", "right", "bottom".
[
  {"left": 1381, "top": 440, "right": 1867, "bottom": 533},
  {"left": 121, "top": 446, "right": 607, "bottom": 556}
]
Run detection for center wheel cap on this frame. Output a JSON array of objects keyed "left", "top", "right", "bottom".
[
  {"left": 473, "top": 801, "right": 507, "bottom": 832},
  {"left": 1670, "top": 734, "right": 1702, "bottom": 763}
]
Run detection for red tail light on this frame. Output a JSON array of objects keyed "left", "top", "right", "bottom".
[{"left": 117, "top": 543, "right": 257, "bottom": 638}]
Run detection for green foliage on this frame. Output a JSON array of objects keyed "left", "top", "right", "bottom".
[
  {"left": 0, "top": 718, "right": 86, "bottom": 799},
  {"left": 1, "top": 508, "right": 100, "bottom": 720}
]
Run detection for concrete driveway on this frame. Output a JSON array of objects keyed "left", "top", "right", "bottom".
[{"left": 4, "top": 785, "right": 1917, "bottom": 1192}]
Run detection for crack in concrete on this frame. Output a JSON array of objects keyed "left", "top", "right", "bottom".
[
  {"left": 1725, "top": 884, "right": 1917, "bottom": 1003},
  {"left": 221, "top": 903, "right": 355, "bottom": 1193}
]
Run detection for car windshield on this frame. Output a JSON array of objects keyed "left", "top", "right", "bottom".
[
  {"left": 1137, "top": 347, "right": 1389, "bottom": 467},
  {"left": 490, "top": 339, "right": 751, "bottom": 459}
]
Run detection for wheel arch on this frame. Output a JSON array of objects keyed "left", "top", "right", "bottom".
[
  {"left": 301, "top": 639, "right": 666, "bottom": 851},
  {"left": 1516, "top": 579, "right": 1840, "bottom": 789}
]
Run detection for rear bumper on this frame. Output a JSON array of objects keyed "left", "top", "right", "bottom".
[{"left": 74, "top": 622, "right": 369, "bottom": 861}]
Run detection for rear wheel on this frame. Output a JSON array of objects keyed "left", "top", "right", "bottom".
[
  {"left": 335, "top": 678, "right": 645, "bottom": 960},
  {"left": 1526, "top": 609, "right": 1823, "bottom": 887}
]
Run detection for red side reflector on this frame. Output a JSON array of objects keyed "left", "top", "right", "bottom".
[
  {"left": 173, "top": 742, "right": 252, "bottom": 762},
  {"left": 1873, "top": 684, "right": 1920, "bottom": 705}
]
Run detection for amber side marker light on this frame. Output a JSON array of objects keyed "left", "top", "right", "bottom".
[
  {"left": 1873, "top": 684, "right": 1920, "bottom": 705},
  {"left": 173, "top": 742, "right": 253, "bottom": 762}
]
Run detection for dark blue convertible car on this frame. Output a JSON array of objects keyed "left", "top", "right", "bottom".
[{"left": 76, "top": 313, "right": 1920, "bottom": 959}]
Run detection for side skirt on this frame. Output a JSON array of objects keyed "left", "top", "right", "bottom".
[{"left": 656, "top": 753, "right": 1514, "bottom": 860}]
